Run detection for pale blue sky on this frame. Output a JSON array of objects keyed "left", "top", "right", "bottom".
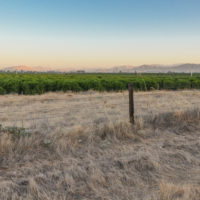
[{"left": 0, "top": 0, "right": 200, "bottom": 68}]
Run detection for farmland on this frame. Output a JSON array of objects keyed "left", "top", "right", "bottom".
[{"left": 0, "top": 73, "right": 200, "bottom": 95}]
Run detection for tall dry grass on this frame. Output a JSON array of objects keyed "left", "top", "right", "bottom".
[
  {"left": 0, "top": 108, "right": 200, "bottom": 199},
  {"left": 159, "top": 182, "right": 200, "bottom": 200}
]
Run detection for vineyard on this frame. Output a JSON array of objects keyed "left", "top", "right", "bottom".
[{"left": 0, "top": 73, "right": 200, "bottom": 94}]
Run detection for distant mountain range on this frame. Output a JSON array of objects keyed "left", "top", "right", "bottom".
[
  {"left": 1, "top": 63, "right": 200, "bottom": 73},
  {"left": 101, "top": 64, "right": 200, "bottom": 73},
  {"left": 2, "top": 65, "right": 53, "bottom": 72}
]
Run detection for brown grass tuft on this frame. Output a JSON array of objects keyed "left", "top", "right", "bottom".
[{"left": 159, "top": 182, "right": 200, "bottom": 200}]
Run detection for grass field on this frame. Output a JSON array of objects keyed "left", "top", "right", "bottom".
[
  {"left": 0, "top": 90, "right": 200, "bottom": 131},
  {"left": 0, "top": 90, "right": 200, "bottom": 199}
]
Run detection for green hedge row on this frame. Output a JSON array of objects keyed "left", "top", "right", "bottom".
[{"left": 0, "top": 73, "right": 200, "bottom": 95}]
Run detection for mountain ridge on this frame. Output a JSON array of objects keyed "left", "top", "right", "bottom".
[{"left": 1, "top": 63, "right": 200, "bottom": 73}]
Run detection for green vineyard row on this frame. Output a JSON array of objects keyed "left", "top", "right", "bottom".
[{"left": 0, "top": 73, "right": 200, "bottom": 95}]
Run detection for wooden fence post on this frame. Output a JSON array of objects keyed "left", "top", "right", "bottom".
[{"left": 128, "top": 83, "right": 134, "bottom": 124}]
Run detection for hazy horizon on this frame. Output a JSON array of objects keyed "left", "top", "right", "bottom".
[
  {"left": 1, "top": 0, "right": 200, "bottom": 69},
  {"left": 1, "top": 63, "right": 200, "bottom": 72}
]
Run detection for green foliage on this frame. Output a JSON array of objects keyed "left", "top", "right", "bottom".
[
  {"left": 1, "top": 126, "right": 31, "bottom": 139},
  {"left": 0, "top": 73, "right": 199, "bottom": 94},
  {"left": 0, "top": 86, "right": 6, "bottom": 94}
]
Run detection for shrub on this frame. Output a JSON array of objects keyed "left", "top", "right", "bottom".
[{"left": 0, "top": 87, "right": 6, "bottom": 94}]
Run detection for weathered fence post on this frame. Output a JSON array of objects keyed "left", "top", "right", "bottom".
[{"left": 128, "top": 83, "right": 134, "bottom": 124}]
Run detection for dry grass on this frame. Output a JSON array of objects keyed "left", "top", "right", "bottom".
[
  {"left": 0, "top": 90, "right": 200, "bottom": 132},
  {"left": 0, "top": 91, "right": 200, "bottom": 199},
  {"left": 159, "top": 182, "right": 200, "bottom": 200}
]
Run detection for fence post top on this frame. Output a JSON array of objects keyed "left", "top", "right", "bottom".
[{"left": 128, "top": 83, "right": 133, "bottom": 87}]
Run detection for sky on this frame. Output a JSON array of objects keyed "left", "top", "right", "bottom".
[{"left": 0, "top": 0, "right": 200, "bottom": 69}]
